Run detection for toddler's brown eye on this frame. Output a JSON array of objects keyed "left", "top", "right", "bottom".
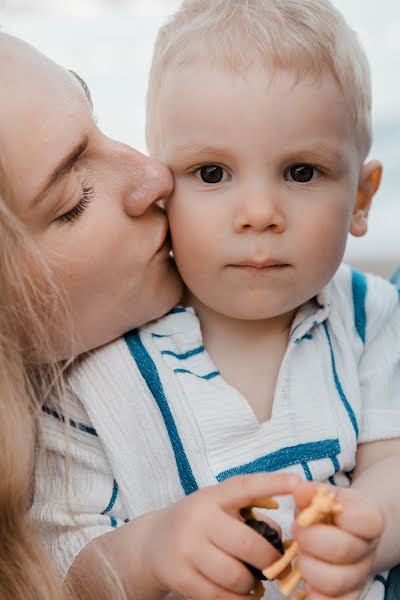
[
  {"left": 287, "top": 165, "right": 316, "bottom": 183},
  {"left": 200, "top": 165, "right": 224, "bottom": 184}
]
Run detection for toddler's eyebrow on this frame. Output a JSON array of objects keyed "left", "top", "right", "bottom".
[
  {"left": 171, "top": 143, "right": 231, "bottom": 158},
  {"left": 285, "top": 144, "right": 344, "bottom": 164}
]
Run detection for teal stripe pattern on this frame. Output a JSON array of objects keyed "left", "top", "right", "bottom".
[
  {"left": 351, "top": 268, "right": 367, "bottom": 344},
  {"left": 302, "top": 463, "right": 313, "bottom": 480},
  {"left": 216, "top": 438, "right": 340, "bottom": 482},
  {"left": 42, "top": 404, "right": 98, "bottom": 437},
  {"left": 174, "top": 368, "right": 220, "bottom": 380},
  {"left": 101, "top": 479, "right": 119, "bottom": 515},
  {"left": 151, "top": 333, "right": 172, "bottom": 338},
  {"left": 110, "top": 516, "right": 118, "bottom": 528},
  {"left": 389, "top": 267, "right": 400, "bottom": 300},
  {"left": 331, "top": 456, "right": 340, "bottom": 473},
  {"left": 389, "top": 267, "right": 400, "bottom": 286},
  {"left": 374, "top": 574, "right": 387, "bottom": 587},
  {"left": 294, "top": 333, "right": 314, "bottom": 344},
  {"left": 124, "top": 330, "right": 199, "bottom": 496},
  {"left": 323, "top": 321, "right": 359, "bottom": 439},
  {"left": 161, "top": 345, "right": 205, "bottom": 360},
  {"left": 168, "top": 307, "right": 187, "bottom": 314}
]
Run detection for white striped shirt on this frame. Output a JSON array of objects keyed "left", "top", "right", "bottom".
[{"left": 32, "top": 265, "right": 400, "bottom": 599}]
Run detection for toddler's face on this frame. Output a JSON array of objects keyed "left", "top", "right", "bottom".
[{"left": 157, "top": 63, "right": 375, "bottom": 320}]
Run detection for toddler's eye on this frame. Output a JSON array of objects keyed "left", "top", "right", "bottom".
[
  {"left": 195, "top": 165, "right": 229, "bottom": 184},
  {"left": 286, "top": 165, "right": 321, "bottom": 183}
]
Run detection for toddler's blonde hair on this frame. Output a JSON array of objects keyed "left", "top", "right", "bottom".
[{"left": 146, "top": 0, "right": 372, "bottom": 159}]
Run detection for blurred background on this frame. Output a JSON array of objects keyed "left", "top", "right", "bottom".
[{"left": 1, "top": 0, "right": 399, "bottom": 276}]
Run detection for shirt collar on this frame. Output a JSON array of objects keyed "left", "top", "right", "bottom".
[{"left": 289, "top": 280, "right": 333, "bottom": 343}]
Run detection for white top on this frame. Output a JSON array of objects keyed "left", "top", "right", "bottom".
[{"left": 32, "top": 265, "right": 400, "bottom": 599}]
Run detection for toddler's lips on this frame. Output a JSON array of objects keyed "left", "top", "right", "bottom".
[{"left": 231, "top": 258, "right": 289, "bottom": 269}]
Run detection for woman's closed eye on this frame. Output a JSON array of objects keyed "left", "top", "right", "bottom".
[
  {"left": 55, "top": 183, "right": 94, "bottom": 225},
  {"left": 284, "top": 164, "right": 322, "bottom": 183},
  {"left": 193, "top": 164, "right": 231, "bottom": 185}
]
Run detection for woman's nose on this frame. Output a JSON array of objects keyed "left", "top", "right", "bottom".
[
  {"left": 233, "top": 186, "right": 286, "bottom": 234},
  {"left": 124, "top": 150, "right": 174, "bottom": 217}
]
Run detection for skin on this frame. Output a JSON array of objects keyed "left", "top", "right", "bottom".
[
  {"left": 0, "top": 32, "right": 183, "bottom": 359},
  {"left": 159, "top": 64, "right": 377, "bottom": 324},
  {"left": 150, "top": 60, "right": 400, "bottom": 599}
]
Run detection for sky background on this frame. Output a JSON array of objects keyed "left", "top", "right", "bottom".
[{"left": 1, "top": 0, "right": 399, "bottom": 266}]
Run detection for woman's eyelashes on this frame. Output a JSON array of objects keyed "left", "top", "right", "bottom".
[{"left": 55, "top": 183, "right": 94, "bottom": 225}]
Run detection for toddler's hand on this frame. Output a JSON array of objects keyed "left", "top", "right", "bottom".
[
  {"left": 293, "top": 482, "right": 384, "bottom": 600},
  {"left": 142, "top": 472, "right": 299, "bottom": 600}
]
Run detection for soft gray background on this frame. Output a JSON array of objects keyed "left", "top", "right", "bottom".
[{"left": 1, "top": 0, "right": 399, "bottom": 272}]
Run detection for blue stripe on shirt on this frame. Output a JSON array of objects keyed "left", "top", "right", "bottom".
[
  {"left": 331, "top": 455, "right": 340, "bottom": 473},
  {"left": 216, "top": 438, "right": 340, "bottom": 482},
  {"left": 323, "top": 321, "right": 359, "bottom": 439},
  {"left": 374, "top": 574, "right": 387, "bottom": 587},
  {"left": 110, "top": 516, "right": 118, "bottom": 528},
  {"left": 302, "top": 463, "right": 313, "bottom": 480},
  {"left": 101, "top": 479, "right": 119, "bottom": 515},
  {"left": 174, "top": 368, "right": 220, "bottom": 380},
  {"left": 42, "top": 404, "right": 98, "bottom": 437},
  {"left": 351, "top": 268, "right": 367, "bottom": 344},
  {"left": 124, "top": 330, "right": 199, "bottom": 496},
  {"left": 161, "top": 345, "right": 205, "bottom": 360},
  {"left": 168, "top": 307, "right": 187, "bottom": 314}
]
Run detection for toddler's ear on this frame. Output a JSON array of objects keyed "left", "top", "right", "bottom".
[{"left": 350, "top": 160, "right": 382, "bottom": 238}]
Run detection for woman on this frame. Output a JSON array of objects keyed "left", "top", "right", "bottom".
[
  {"left": 0, "top": 32, "right": 297, "bottom": 600},
  {"left": 0, "top": 27, "right": 181, "bottom": 599}
]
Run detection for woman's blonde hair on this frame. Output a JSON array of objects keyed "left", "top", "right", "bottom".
[
  {"left": 0, "top": 193, "right": 67, "bottom": 599},
  {"left": 146, "top": 0, "right": 372, "bottom": 159}
]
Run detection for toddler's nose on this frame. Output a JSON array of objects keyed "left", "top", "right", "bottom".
[{"left": 234, "top": 190, "right": 286, "bottom": 234}]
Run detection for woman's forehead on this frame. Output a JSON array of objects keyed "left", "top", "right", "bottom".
[
  {"left": 0, "top": 33, "right": 92, "bottom": 208},
  {"left": 0, "top": 32, "right": 86, "bottom": 109}
]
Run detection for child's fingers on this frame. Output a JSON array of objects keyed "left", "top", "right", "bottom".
[
  {"left": 303, "top": 584, "right": 363, "bottom": 600},
  {"left": 191, "top": 540, "right": 256, "bottom": 594},
  {"left": 208, "top": 510, "right": 282, "bottom": 571},
  {"left": 293, "top": 484, "right": 384, "bottom": 542},
  {"left": 293, "top": 522, "right": 377, "bottom": 564},
  {"left": 293, "top": 480, "right": 320, "bottom": 510},
  {"left": 332, "top": 490, "right": 384, "bottom": 541},
  {"left": 297, "top": 553, "right": 372, "bottom": 597},
  {"left": 177, "top": 567, "right": 257, "bottom": 600},
  {"left": 216, "top": 472, "right": 300, "bottom": 513}
]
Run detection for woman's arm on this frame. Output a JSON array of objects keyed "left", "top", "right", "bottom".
[
  {"left": 66, "top": 513, "right": 165, "bottom": 600},
  {"left": 31, "top": 397, "right": 134, "bottom": 591}
]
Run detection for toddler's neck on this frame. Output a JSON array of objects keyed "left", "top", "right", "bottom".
[{"left": 183, "top": 291, "right": 297, "bottom": 423}]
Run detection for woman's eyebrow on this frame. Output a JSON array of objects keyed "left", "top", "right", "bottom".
[{"left": 31, "top": 136, "right": 89, "bottom": 208}]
